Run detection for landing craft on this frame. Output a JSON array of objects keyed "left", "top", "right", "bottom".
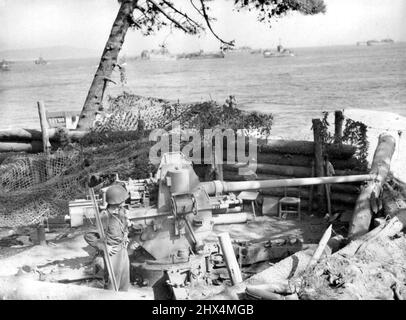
[
  {"left": 34, "top": 56, "right": 48, "bottom": 65},
  {"left": 0, "top": 59, "right": 10, "bottom": 71},
  {"left": 263, "top": 42, "right": 294, "bottom": 58}
]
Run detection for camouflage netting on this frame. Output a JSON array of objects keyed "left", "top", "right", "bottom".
[
  {"left": 0, "top": 93, "right": 273, "bottom": 228},
  {"left": 93, "top": 93, "right": 189, "bottom": 131},
  {"left": 0, "top": 151, "right": 85, "bottom": 227},
  {"left": 94, "top": 92, "right": 273, "bottom": 136},
  {"left": 0, "top": 139, "right": 154, "bottom": 228}
]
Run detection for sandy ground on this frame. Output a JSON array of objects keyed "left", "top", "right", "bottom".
[
  {"left": 0, "top": 215, "right": 327, "bottom": 299},
  {"left": 0, "top": 228, "right": 91, "bottom": 277},
  {"left": 342, "top": 109, "right": 406, "bottom": 182},
  {"left": 299, "top": 217, "right": 406, "bottom": 300},
  {"left": 0, "top": 216, "right": 326, "bottom": 276}
]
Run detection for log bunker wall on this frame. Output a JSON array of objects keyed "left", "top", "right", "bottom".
[{"left": 220, "top": 139, "right": 365, "bottom": 215}]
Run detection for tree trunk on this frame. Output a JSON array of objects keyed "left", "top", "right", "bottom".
[
  {"left": 313, "top": 119, "right": 326, "bottom": 214},
  {"left": 76, "top": 0, "right": 136, "bottom": 130},
  {"left": 334, "top": 110, "right": 344, "bottom": 144},
  {"left": 348, "top": 133, "right": 396, "bottom": 239}
]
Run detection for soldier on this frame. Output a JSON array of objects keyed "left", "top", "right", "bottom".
[{"left": 84, "top": 184, "right": 131, "bottom": 291}]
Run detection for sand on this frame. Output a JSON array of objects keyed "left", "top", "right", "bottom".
[{"left": 341, "top": 109, "right": 406, "bottom": 182}]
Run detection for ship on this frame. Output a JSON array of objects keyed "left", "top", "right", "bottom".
[
  {"left": 364, "top": 39, "right": 395, "bottom": 46},
  {"left": 0, "top": 59, "right": 10, "bottom": 71},
  {"left": 176, "top": 49, "right": 225, "bottom": 60},
  {"left": 34, "top": 56, "right": 48, "bottom": 65},
  {"left": 226, "top": 46, "right": 253, "bottom": 55},
  {"left": 367, "top": 39, "right": 395, "bottom": 46},
  {"left": 263, "top": 43, "right": 294, "bottom": 58},
  {"left": 250, "top": 49, "right": 263, "bottom": 55},
  {"left": 140, "top": 44, "right": 176, "bottom": 61}
]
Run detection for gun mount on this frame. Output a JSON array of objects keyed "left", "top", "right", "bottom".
[
  {"left": 69, "top": 151, "right": 375, "bottom": 296},
  {"left": 99, "top": 152, "right": 246, "bottom": 262}
]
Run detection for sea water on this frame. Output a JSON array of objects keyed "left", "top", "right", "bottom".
[{"left": 0, "top": 43, "right": 405, "bottom": 140}]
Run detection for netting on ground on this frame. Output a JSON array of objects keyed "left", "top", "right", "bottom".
[
  {"left": 0, "top": 151, "right": 81, "bottom": 193},
  {"left": 0, "top": 139, "right": 153, "bottom": 228}
]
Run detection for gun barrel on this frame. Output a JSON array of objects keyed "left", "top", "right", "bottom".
[{"left": 201, "top": 174, "right": 376, "bottom": 195}]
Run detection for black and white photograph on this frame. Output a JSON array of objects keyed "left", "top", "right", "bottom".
[{"left": 0, "top": 0, "right": 405, "bottom": 304}]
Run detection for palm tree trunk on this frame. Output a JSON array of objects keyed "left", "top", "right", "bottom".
[{"left": 77, "top": 0, "right": 136, "bottom": 130}]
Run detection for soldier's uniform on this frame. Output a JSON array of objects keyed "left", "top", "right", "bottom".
[{"left": 84, "top": 185, "right": 130, "bottom": 291}]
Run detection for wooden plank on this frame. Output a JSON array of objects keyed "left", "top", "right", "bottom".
[
  {"left": 218, "top": 232, "right": 243, "bottom": 285},
  {"left": 37, "top": 101, "right": 51, "bottom": 154}
]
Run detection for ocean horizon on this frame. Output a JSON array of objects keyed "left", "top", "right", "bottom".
[{"left": 1, "top": 43, "right": 405, "bottom": 140}]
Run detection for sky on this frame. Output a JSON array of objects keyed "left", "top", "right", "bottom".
[{"left": 0, "top": 0, "right": 405, "bottom": 55}]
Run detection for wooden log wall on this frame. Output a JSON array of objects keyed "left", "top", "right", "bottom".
[
  {"left": 220, "top": 111, "right": 364, "bottom": 215},
  {"left": 222, "top": 145, "right": 363, "bottom": 214}
]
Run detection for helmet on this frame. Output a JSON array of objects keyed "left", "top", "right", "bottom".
[{"left": 105, "top": 184, "right": 128, "bottom": 205}]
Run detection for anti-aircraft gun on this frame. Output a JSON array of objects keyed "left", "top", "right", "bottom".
[
  {"left": 99, "top": 152, "right": 247, "bottom": 260},
  {"left": 96, "top": 152, "right": 250, "bottom": 295},
  {"left": 71, "top": 151, "right": 374, "bottom": 298}
]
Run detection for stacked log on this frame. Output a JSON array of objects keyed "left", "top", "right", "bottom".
[
  {"left": 253, "top": 153, "right": 362, "bottom": 170},
  {"left": 0, "top": 141, "right": 44, "bottom": 153},
  {"left": 221, "top": 137, "right": 363, "bottom": 213},
  {"left": 0, "top": 128, "right": 88, "bottom": 153},
  {"left": 258, "top": 139, "right": 356, "bottom": 159},
  {"left": 0, "top": 128, "right": 88, "bottom": 142}
]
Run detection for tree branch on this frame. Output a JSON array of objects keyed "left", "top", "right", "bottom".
[
  {"left": 192, "top": 0, "right": 235, "bottom": 47},
  {"left": 189, "top": 0, "right": 205, "bottom": 19},
  {"left": 145, "top": 0, "right": 190, "bottom": 33},
  {"left": 161, "top": 0, "right": 202, "bottom": 28}
]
